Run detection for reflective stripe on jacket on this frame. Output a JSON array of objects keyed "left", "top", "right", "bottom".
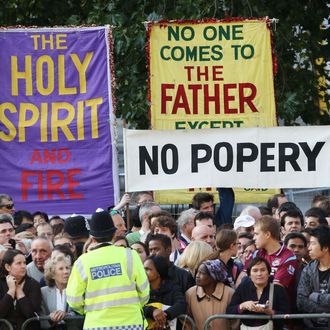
[{"left": 66, "top": 245, "right": 149, "bottom": 329}]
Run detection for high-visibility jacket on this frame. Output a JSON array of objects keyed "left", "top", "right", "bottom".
[{"left": 66, "top": 244, "right": 149, "bottom": 330}]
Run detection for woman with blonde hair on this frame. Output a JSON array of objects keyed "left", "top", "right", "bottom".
[{"left": 178, "top": 241, "right": 212, "bottom": 277}]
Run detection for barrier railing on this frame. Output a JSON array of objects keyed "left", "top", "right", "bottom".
[
  {"left": 203, "top": 313, "right": 330, "bottom": 330},
  {"left": 0, "top": 319, "right": 14, "bottom": 330},
  {"left": 178, "top": 314, "right": 197, "bottom": 330},
  {"left": 21, "top": 315, "right": 84, "bottom": 330},
  {"left": 21, "top": 313, "right": 196, "bottom": 330}
]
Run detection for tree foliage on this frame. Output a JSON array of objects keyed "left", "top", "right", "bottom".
[{"left": 1, "top": 0, "right": 329, "bottom": 127}]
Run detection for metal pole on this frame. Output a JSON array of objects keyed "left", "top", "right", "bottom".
[
  {"left": 0, "top": 319, "right": 14, "bottom": 330},
  {"left": 178, "top": 314, "right": 197, "bottom": 330}
]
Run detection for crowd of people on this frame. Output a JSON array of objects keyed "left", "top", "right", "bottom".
[{"left": 0, "top": 190, "right": 329, "bottom": 330}]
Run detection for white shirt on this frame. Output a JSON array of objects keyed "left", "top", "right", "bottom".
[{"left": 56, "top": 288, "right": 66, "bottom": 312}]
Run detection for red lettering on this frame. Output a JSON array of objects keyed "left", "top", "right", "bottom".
[
  {"left": 21, "top": 169, "right": 83, "bottom": 201},
  {"left": 58, "top": 148, "right": 71, "bottom": 164},
  {"left": 37, "top": 171, "right": 43, "bottom": 200},
  {"left": 224, "top": 84, "right": 238, "bottom": 114},
  {"left": 46, "top": 170, "right": 66, "bottom": 199},
  {"left": 29, "top": 150, "right": 42, "bottom": 164},
  {"left": 188, "top": 84, "right": 202, "bottom": 114},
  {"left": 161, "top": 82, "right": 258, "bottom": 116},
  {"left": 67, "top": 169, "right": 84, "bottom": 199},
  {"left": 22, "top": 170, "right": 37, "bottom": 200},
  {"left": 43, "top": 149, "right": 56, "bottom": 164},
  {"left": 239, "top": 83, "right": 258, "bottom": 113},
  {"left": 161, "top": 84, "right": 174, "bottom": 114},
  {"left": 172, "top": 84, "right": 190, "bottom": 115},
  {"left": 197, "top": 66, "right": 209, "bottom": 81},
  {"left": 203, "top": 84, "right": 220, "bottom": 115},
  {"left": 183, "top": 66, "right": 194, "bottom": 81},
  {"left": 213, "top": 66, "right": 224, "bottom": 81}
]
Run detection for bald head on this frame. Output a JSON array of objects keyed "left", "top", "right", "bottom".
[{"left": 191, "top": 224, "right": 216, "bottom": 249}]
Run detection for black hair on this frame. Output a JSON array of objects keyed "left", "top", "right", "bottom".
[
  {"left": 13, "top": 210, "right": 33, "bottom": 226},
  {"left": 192, "top": 193, "right": 214, "bottom": 210},
  {"left": 277, "top": 202, "right": 298, "bottom": 215},
  {"left": 309, "top": 226, "right": 330, "bottom": 251},
  {"left": 94, "top": 234, "right": 115, "bottom": 243},
  {"left": 49, "top": 215, "right": 64, "bottom": 223},
  {"left": 284, "top": 232, "right": 307, "bottom": 247},
  {"left": 131, "top": 241, "right": 149, "bottom": 256},
  {"left": 32, "top": 211, "right": 49, "bottom": 223},
  {"left": 0, "top": 249, "right": 25, "bottom": 278},
  {"left": 0, "top": 218, "right": 13, "bottom": 226},
  {"left": 145, "top": 233, "right": 171, "bottom": 250},
  {"left": 15, "top": 223, "right": 34, "bottom": 234},
  {"left": 305, "top": 207, "right": 328, "bottom": 226},
  {"left": 258, "top": 206, "right": 272, "bottom": 216},
  {"left": 280, "top": 209, "right": 304, "bottom": 227},
  {"left": 131, "top": 205, "right": 142, "bottom": 229},
  {"left": 147, "top": 255, "right": 169, "bottom": 279},
  {"left": 267, "top": 194, "right": 286, "bottom": 210},
  {"left": 152, "top": 214, "right": 178, "bottom": 236},
  {"left": 246, "top": 256, "right": 271, "bottom": 277},
  {"left": 238, "top": 231, "right": 254, "bottom": 240},
  {"left": 194, "top": 212, "right": 214, "bottom": 226},
  {"left": 113, "top": 236, "right": 129, "bottom": 247}
]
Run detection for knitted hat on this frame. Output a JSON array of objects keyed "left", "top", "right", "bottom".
[
  {"left": 148, "top": 255, "right": 169, "bottom": 279},
  {"left": 64, "top": 215, "right": 90, "bottom": 238},
  {"left": 202, "top": 259, "right": 227, "bottom": 283},
  {"left": 89, "top": 211, "right": 116, "bottom": 239}
]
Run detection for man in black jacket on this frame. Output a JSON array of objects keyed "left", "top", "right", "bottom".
[
  {"left": 146, "top": 233, "right": 195, "bottom": 294},
  {"left": 297, "top": 226, "right": 330, "bottom": 329}
]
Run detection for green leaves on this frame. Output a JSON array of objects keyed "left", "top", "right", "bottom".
[{"left": 1, "top": 0, "right": 329, "bottom": 127}]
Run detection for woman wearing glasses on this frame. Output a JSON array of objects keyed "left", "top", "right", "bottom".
[{"left": 0, "top": 193, "right": 15, "bottom": 215}]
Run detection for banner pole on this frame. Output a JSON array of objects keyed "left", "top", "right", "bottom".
[{"left": 122, "top": 119, "right": 131, "bottom": 230}]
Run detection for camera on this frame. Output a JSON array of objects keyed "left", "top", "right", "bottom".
[{"left": 8, "top": 239, "right": 16, "bottom": 249}]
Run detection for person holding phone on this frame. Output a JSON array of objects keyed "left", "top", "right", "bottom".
[
  {"left": 0, "top": 216, "right": 28, "bottom": 257},
  {"left": 227, "top": 257, "right": 289, "bottom": 330}
]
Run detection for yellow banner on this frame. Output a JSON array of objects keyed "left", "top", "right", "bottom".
[
  {"left": 148, "top": 19, "right": 279, "bottom": 203},
  {"left": 155, "top": 188, "right": 279, "bottom": 204}
]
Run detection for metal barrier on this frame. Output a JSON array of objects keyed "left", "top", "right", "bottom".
[
  {"left": 21, "top": 315, "right": 84, "bottom": 330},
  {"left": 178, "top": 314, "right": 197, "bottom": 330},
  {"left": 203, "top": 313, "right": 330, "bottom": 330},
  {"left": 0, "top": 319, "right": 14, "bottom": 330},
  {"left": 21, "top": 314, "right": 196, "bottom": 330}
]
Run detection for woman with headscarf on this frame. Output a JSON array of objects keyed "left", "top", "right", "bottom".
[
  {"left": 185, "top": 259, "right": 238, "bottom": 330},
  {"left": 143, "top": 255, "right": 186, "bottom": 330}
]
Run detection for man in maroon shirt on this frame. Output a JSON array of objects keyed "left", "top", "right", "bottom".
[{"left": 239, "top": 216, "right": 298, "bottom": 301}]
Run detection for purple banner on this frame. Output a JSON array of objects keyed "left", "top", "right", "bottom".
[{"left": 0, "top": 27, "right": 119, "bottom": 214}]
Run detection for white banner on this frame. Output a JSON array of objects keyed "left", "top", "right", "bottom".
[{"left": 123, "top": 126, "right": 330, "bottom": 192}]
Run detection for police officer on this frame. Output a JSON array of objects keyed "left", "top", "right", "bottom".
[{"left": 67, "top": 210, "right": 149, "bottom": 329}]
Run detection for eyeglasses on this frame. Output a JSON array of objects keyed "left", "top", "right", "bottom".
[{"left": 0, "top": 204, "right": 14, "bottom": 209}]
